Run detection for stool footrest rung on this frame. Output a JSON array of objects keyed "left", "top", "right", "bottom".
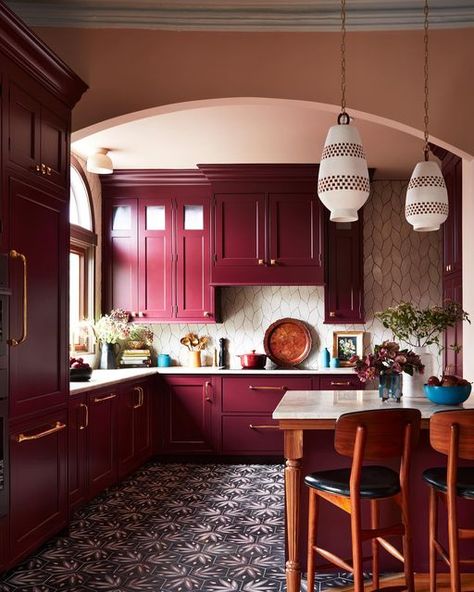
[
  {"left": 360, "top": 524, "right": 404, "bottom": 542},
  {"left": 459, "top": 528, "right": 474, "bottom": 540},
  {"left": 376, "top": 537, "right": 404, "bottom": 563},
  {"left": 434, "top": 539, "right": 450, "bottom": 566}
]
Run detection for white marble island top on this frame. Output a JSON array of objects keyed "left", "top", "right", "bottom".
[{"left": 272, "top": 389, "right": 474, "bottom": 421}]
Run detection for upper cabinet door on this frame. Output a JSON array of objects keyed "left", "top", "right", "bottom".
[
  {"left": 40, "top": 105, "right": 68, "bottom": 189},
  {"left": 213, "top": 193, "right": 266, "bottom": 284},
  {"left": 8, "top": 82, "right": 69, "bottom": 191},
  {"left": 137, "top": 199, "right": 173, "bottom": 320},
  {"left": 175, "top": 198, "right": 214, "bottom": 321},
  {"left": 442, "top": 154, "right": 462, "bottom": 276},
  {"left": 324, "top": 213, "right": 364, "bottom": 324},
  {"left": 8, "top": 82, "right": 41, "bottom": 174},
  {"left": 106, "top": 199, "right": 139, "bottom": 315},
  {"left": 268, "top": 193, "right": 323, "bottom": 283}
]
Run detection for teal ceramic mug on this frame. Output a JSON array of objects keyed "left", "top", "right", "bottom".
[{"left": 158, "top": 354, "right": 171, "bottom": 367}]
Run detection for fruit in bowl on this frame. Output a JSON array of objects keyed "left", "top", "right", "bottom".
[
  {"left": 424, "top": 374, "right": 472, "bottom": 405},
  {"left": 70, "top": 357, "right": 93, "bottom": 382}
]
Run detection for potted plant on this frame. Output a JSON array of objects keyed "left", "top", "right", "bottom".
[
  {"left": 127, "top": 324, "right": 154, "bottom": 349},
  {"left": 352, "top": 341, "right": 424, "bottom": 401},
  {"left": 375, "top": 300, "right": 470, "bottom": 396}
]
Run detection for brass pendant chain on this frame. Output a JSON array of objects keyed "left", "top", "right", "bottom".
[
  {"left": 338, "top": 0, "right": 349, "bottom": 125},
  {"left": 423, "top": 0, "right": 430, "bottom": 161}
]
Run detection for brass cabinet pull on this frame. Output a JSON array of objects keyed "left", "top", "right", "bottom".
[
  {"left": 258, "top": 259, "right": 265, "bottom": 265},
  {"left": 41, "top": 163, "right": 47, "bottom": 175},
  {"left": 17, "top": 421, "right": 66, "bottom": 442},
  {"left": 79, "top": 403, "right": 89, "bottom": 430},
  {"left": 93, "top": 393, "right": 116, "bottom": 404},
  {"left": 46, "top": 166, "right": 52, "bottom": 176},
  {"left": 204, "top": 381, "right": 213, "bottom": 402},
  {"left": 248, "top": 385, "right": 286, "bottom": 391},
  {"left": 330, "top": 381, "right": 352, "bottom": 386},
  {"left": 132, "top": 386, "right": 143, "bottom": 409},
  {"left": 8, "top": 249, "right": 28, "bottom": 346},
  {"left": 204, "top": 311, "right": 212, "bottom": 318},
  {"left": 329, "top": 311, "right": 336, "bottom": 317},
  {"left": 34, "top": 164, "right": 41, "bottom": 173},
  {"left": 270, "top": 259, "right": 277, "bottom": 266},
  {"left": 140, "top": 387, "right": 144, "bottom": 407},
  {"left": 249, "top": 424, "right": 279, "bottom": 430}
]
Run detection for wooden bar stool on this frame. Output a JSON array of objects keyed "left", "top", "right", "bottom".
[
  {"left": 423, "top": 409, "right": 474, "bottom": 592},
  {"left": 305, "top": 408, "right": 421, "bottom": 592}
]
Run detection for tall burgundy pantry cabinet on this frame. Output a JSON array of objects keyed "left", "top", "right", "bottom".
[{"left": 0, "top": 3, "right": 87, "bottom": 570}]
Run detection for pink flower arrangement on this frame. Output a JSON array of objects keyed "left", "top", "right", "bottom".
[{"left": 351, "top": 340, "right": 424, "bottom": 383}]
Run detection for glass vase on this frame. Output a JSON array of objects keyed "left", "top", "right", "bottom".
[{"left": 379, "top": 372, "right": 402, "bottom": 402}]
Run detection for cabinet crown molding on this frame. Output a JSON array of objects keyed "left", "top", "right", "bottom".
[{"left": 100, "top": 169, "right": 210, "bottom": 188}]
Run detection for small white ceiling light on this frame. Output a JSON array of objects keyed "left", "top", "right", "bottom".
[
  {"left": 86, "top": 148, "right": 113, "bottom": 174},
  {"left": 405, "top": 0, "right": 448, "bottom": 232},
  {"left": 317, "top": 0, "right": 370, "bottom": 223}
]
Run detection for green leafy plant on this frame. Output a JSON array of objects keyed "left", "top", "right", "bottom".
[
  {"left": 375, "top": 301, "right": 470, "bottom": 351},
  {"left": 128, "top": 324, "right": 154, "bottom": 345}
]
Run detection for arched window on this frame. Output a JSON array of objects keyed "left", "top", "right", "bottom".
[{"left": 70, "top": 158, "right": 97, "bottom": 353}]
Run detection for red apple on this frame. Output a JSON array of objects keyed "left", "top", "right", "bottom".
[
  {"left": 442, "top": 375, "right": 458, "bottom": 387},
  {"left": 427, "top": 376, "right": 441, "bottom": 386}
]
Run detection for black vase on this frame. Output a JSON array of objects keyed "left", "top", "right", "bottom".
[{"left": 100, "top": 342, "right": 116, "bottom": 369}]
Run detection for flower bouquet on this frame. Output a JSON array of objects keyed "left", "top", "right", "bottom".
[{"left": 351, "top": 340, "right": 424, "bottom": 401}]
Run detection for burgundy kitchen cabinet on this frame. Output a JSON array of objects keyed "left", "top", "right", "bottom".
[
  {"left": 324, "top": 210, "right": 364, "bottom": 324},
  {"left": 220, "top": 375, "right": 312, "bottom": 455},
  {"left": 160, "top": 375, "right": 215, "bottom": 454},
  {"left": 68, "top": 393, "right": 88, "bottom": 512},
  {"left": 9, "top": 409, "right": 68, "bottom": 566},
  {"left": 117, "top": 379, "right": 153, "bottom": 479},
  {"left": 106, "top": 198, "right": 139, "bottom": 314},
  {"left": 200, "top": 164, "right": 324, "bottom": 285},
  {"left": 0, "top": 517, "right": 8, "bottom": 571},
  {"left": 443, "top": 273, "right": 463, "bottom": 376},
  {"left": 8, "top": 80, "right": 69, "bottom": 191},
  {"left": 319, "top": 374, "right": 364, "bottom": 390},
  {"left": 102, "top": 174, "right": 217, "bottom": 322},
  {"left": 441, "top": 152, "right": 462, "bottom": 277},
  {"left": 9, "top": 178, "right": 69, "bottom": 419},
  {"left": 86, "top": 388, "right": 118, "bottom": 500}
]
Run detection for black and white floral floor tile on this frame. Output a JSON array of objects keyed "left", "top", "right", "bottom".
[{"left": 0, "top": 463, "right": 358, "bottom": 591}]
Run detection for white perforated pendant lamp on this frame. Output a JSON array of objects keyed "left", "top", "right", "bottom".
[
  {"left": 318, "top": 116, "right": 370, "bottom": 223},
  {"left": 405, "top": 0, "right": 448, "bottom": 232},
  {"left": 317, "top": 0, "right": 369, "bottom": 223}
]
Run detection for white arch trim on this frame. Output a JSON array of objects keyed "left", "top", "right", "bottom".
[{"left": 72, "top": 97, "right": 473, "bottom": 162}]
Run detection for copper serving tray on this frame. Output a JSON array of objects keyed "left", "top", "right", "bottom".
[{"left": 263, "top": 317, "right": 312, "bottom": 368}]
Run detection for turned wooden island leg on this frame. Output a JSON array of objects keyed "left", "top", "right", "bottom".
[{"left": 284, "top": 429, "right": 304, "bottom": 592}]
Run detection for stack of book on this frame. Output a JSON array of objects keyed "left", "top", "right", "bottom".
[{"left": 120, "top": 349, "right": 152, "bottom": 368}]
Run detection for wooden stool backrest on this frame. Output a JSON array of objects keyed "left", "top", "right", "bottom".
[
  {"left": 335, "top": 408, "right": 422, "bottom": 460},
  {"left": 430, "top": 409, "right": 474, "bottom": 460}
]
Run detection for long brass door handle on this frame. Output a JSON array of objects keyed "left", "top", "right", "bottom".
[
  {"left": 132, "top": 386, "right": 144, "bottom": 408},
  {"left": 16, "top": 421, "right": 66, "bottom": 442},
  {"left": 79, "top": 403, "right": 88, "bottom": 430},
  {"left": 249, "top": 424, "right": 280, "bottom": 430},
  {"left": 93, "top": 393, "right": 116, "bottom": 404},
  {"left": 248, "top": 385, "right": 286, "bottom": 391},
  {"left": 204, "top": 381, "right": 213, "bottom": 402},
  {"left": 330, "top": 381, "right": 351, "bottom": 386},
  {"left": 8, "top": 249, "right": 28, "bottom": 346}
]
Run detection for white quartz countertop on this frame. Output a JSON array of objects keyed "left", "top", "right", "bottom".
[
  {"left": 69, "top": 366, "right": 355, "bottom": 394},
  {"left": 272, "top": 389, "right": 474, "bottom": 421}
]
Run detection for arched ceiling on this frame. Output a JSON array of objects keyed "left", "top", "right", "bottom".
[{"left": 71, "top": 100, "right": 437, "bottom": 179}]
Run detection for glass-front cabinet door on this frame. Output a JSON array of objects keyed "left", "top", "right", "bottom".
[{"left": 175, "top": 198, "right": 214, "bottom": 321}]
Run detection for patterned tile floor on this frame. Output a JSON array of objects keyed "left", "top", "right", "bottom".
[{"left": 0, "top": 463, "right": 358, "bottom": 591}]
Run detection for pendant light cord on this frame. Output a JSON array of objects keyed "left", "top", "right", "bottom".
[
  {"left": 338, "top": 0, "right": 349, "bottom": 125},
  {"left": 423, "top": 0, "right": 430, "bottom": 161}
]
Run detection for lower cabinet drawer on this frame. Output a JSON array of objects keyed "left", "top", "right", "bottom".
[
  {"left": 319, "top": 375, "right": 362, "bottom": 390},
  {"left": 222, "top": 415, "right": 283, "bottom": 454},
  {"left": 222, "top": 376, "right": 312, "bottom": 413}
]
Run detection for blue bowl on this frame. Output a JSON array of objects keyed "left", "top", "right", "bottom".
[{"left": 423, "top": 384, "right": 471, "bottom": 405}]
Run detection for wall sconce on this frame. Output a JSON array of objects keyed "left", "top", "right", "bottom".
[{"left": 86, "top": 148, "right": 113, "bottom": 174}]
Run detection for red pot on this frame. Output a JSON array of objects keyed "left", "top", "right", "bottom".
[{"left": 238, "top": 350, "right": 267, "bottom": 369}]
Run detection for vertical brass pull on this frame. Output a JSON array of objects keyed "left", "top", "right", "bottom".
[
  {"left": 79, "top": 403, "right": 88, "bottom": 430},
  {"left": 41, "top": 163, "right": 47, "bottom": 175},
  {"left": 8, "top": 249, "right": 28, "bottom": 346},
  {"left": 204, "top": 381, "right": 213, "bottom": 403},
  {"left": 132, "top": 386, "right": 143, "bottom": 409},
  {"left": 46, "top": 166, "right": 52, "bottom": 176}
]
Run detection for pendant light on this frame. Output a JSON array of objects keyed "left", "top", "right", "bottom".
[
  {"left": 318, "top": 0, "right": 370, "bottom": 223},
  {"left": 405, "top": 0, "right": 448, "bottom": 232},
  {"left": 87, "top": 148, "right": 113, "bottom": 174}
]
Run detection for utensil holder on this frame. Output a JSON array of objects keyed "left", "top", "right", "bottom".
[{"left": 188, "top": 351, "right": 201, "bottom": 367}]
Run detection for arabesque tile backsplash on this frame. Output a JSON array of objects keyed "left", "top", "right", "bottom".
[{"left": 151, "top": 180, "right": 443, "bottom": 372}]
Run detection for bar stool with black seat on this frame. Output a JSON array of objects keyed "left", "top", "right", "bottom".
[
  {"left": 423, "top": 409, "right": 474, "bottom": 592},
  {"left": 305, "top": 408, "right": 421, "bottom": 592}
]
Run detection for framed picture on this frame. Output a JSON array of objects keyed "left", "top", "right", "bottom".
[{"left": 332, "top": 331, "right": 364, "bottom": 366}]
